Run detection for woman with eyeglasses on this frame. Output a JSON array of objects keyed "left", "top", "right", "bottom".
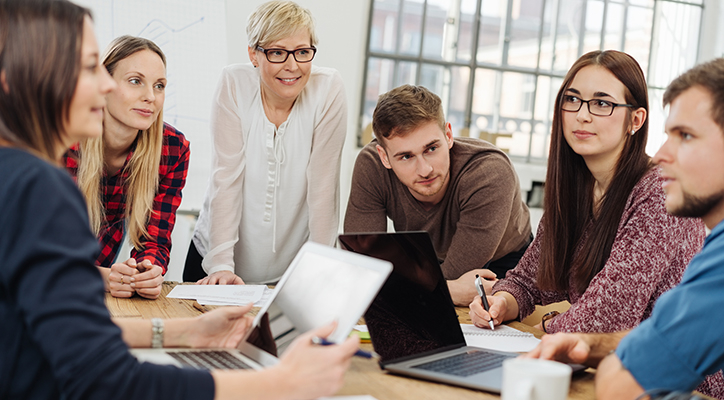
[
  {"left": 469, "top": 50, "right": 705, "bottom": 334},
  {"left": 184, "top": 0, "right": 347, "bottom": 285}
]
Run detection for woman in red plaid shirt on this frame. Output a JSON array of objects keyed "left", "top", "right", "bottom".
[{"left": 65, "top": 36, "right": 189, "bottom": 299}]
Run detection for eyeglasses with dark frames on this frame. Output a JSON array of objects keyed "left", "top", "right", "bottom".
[
  {"left": 256, "top": 46, "right": 317, "bottom": 63},
  {"left": 561, "top": 95, "right": 633, "bottom": 117}
]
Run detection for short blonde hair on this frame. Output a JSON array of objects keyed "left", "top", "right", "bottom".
[{"left": 246, "top": 1, "right": 318, "bottom": 48}]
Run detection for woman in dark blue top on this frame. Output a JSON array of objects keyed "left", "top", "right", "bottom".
[{"left": 0, "top": 1, "right": 358, "bottom": 399}]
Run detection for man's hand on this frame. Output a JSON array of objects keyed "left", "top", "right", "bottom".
[
  {"left": 525, "top": 330, "right": 630, "bottom": 368},
  {"left": 197, "top": 270, "right": 245, "bottom": 285},
  {"left": 447, "top": 269, "right": 497, "bottom": 306},
  {"left": 524, "top": 332, "right": 592, "bottom": 364}
]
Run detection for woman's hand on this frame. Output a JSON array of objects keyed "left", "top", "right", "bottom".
[
  {"left": 106, "top": 259, "right": 139, "bottom": 298},
  {"left": 131, "top": 259, "right": 164, "bottom": 299},
  {"left": 176, "top": 305, "right": 255, "bottom": 348},
  {"left": 197, "top": 270, "right": 244, "bottom": 285},
  {"left": 273, "top": 322, "right": 360, "bottom": 399},
  {"left": 469, "top": 294, "right": 507, "bottom": 328}
]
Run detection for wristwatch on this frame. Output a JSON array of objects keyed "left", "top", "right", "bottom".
[
  {"left": 151, "top": 318, "right": 164, "bottom": 348},
  {"left": 541, "top": 311, "right": 560, "bottom": 333}
]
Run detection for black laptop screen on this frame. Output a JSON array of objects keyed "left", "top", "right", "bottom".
[{"left": 338, "top": 232, "right": 466, "bottom": 362}]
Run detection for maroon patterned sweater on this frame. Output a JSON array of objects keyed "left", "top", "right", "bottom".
[{"left": 493, "top": 167, "right": 705, "bottom": 333}]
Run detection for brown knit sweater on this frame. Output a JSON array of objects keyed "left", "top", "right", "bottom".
[{"left": 344, "top": 137, "right": 531, "bottom": 279}]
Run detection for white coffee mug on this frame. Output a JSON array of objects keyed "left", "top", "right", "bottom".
[{"left": 501, "top": 358, "right": 572, "bottom": 400}]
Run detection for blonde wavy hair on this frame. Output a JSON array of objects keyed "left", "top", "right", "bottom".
[{"left": 76, "top": 35, "right": 166, "bottom": 250}]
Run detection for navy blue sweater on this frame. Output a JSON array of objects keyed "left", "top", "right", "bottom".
[{"left": 0, "top": 148, "right": 214, "bottom": 400}]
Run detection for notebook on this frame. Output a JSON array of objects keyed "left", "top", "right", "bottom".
[
  {"left": 131, "top": 241, "right": 392, "bottom": 370},
  {"left": 338, "top": 231, "right": 581, "bottom": 394},
  {"left": 461, "top": 324, "right": 540, "bottom": 353}
]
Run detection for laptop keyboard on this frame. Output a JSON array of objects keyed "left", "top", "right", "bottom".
[
  {"left": 412, "top": 350, "right": 513, "bottom": 377},
  {"left": 168, "top": 351, "right": 253, "bottom": 370}
]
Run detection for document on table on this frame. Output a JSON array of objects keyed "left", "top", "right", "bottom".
[
  {"left": 461, "top": 324, "right": 541, "bottom": 353},
  {"left": 167, "top": 285, "right": 266, "bottom": 306}
]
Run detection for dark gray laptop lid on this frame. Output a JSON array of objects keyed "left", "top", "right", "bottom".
[{"left": 338, "top": 231, "right": 466, "bottom": 363}]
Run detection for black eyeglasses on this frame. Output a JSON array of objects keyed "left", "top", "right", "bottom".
[
  {"left": 256, "top": 46, "right": 317, "bottom": 63},
  {"left": 561, "top": 95, "right": 633, "bottom": 117}
]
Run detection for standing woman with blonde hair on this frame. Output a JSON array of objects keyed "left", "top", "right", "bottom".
[
  {"left": 65, "top": 35, "right": 189, "bottom": 299},
  {"left": 185, "top": 1, "right": 347, "bottom": 284}
]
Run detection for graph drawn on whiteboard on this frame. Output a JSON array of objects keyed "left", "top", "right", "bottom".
[{"left": 75, "top": 0, "right": 229, "bottom": 211}]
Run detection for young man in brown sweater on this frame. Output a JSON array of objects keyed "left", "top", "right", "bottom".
[{"left": 344, "top": 84, "right": 531, "bottom": 306}]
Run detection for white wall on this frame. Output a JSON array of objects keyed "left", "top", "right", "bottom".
[{"left": 224, "top": 0, "right": 371, "bottom": 223}]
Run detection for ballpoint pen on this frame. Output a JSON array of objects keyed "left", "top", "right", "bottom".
[
  {"left": 474, "top": 274, "right": 495, "bottom": 331},
  {"left": 311, "top": 336, "right": 380, "bottom": 359}
]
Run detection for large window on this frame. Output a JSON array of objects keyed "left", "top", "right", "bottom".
[{"left": 359, "top": 0, "right": 704, "bottom": 163}]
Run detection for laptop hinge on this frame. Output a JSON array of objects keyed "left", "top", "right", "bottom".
[{"left": 379, "top": 343, "right": 466, "bottom": 369}]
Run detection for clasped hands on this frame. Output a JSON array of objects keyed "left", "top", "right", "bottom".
[{"left": 107, "top": 258, "right": 164, "bottom": 299}]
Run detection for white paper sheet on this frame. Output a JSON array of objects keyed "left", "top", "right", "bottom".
[
  {"left": 461, "top": 324, "right": 541, "bottom": 353},
  {"left": 167, "top": 285, "right": 266, "bottom": 306}
]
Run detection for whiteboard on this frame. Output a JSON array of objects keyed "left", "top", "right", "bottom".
[{"left": 75, "top": 0, "right": 229, "bottom": 212}]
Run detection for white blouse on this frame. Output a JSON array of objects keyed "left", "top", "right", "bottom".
[{"left": 192, "top": 63, "right": 347, "bottom": 284}]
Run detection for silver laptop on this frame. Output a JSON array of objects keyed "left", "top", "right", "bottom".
[
  {"left": 131, "top": 241, "right": 392, "bottom": 370},
  {"left": 339, "top": 231, "right": 578, "bottom": 394}
]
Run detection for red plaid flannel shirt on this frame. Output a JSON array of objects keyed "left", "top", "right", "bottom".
[{"left": 64, "top": 123, "right": 189, "bottom": 273}]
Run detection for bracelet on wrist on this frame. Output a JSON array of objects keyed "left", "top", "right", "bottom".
[{"left": 151, "top": 318, "right": 164, "bottom": 348}]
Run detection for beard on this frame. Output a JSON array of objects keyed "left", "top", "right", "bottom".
[{"left": 669, "top": 189, "right": 724, "bottom": 219}]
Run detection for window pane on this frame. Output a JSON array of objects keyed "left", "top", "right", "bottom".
[
  {"left": 648, "top": 2, "right": 702, "bottom": 88},
  {"left": 582, "top": 0, "right": 603, "bottom": 54},
  {"left": 447, "top": 66, "right": 471, "bottom": 130},
  {"left": 602, "top": 3, "right": 624, "bottom": 51},
  {"left": 537, "top": 0, "right": 558, "bottom": 72},
  {"left": 420, "top": 63, "right": 445, "bottom": 94},
  {"left": 369, "top": 0, "right": 401, "bottom": 53},
  {"left": 628, "top": 0, "right": 654, "bottom": 6},
  {"left": 422, "top": 0, "right": 452, "bottom": 60},
  {"left": 455, "top": 0, "right": 477, "bottom": 63},
  {"left": 553, "top": 0, "right": 585, "bottom": 73},
  {"left": 477, "top": 0, "right": 507, "bottom": 65},
  {"left": 471, "top": 68, "right": 498, "bottom": 137},
  {"left": 362, "top": 58, "right": 396, "bottom": 135},
  {"left": 624, "top": 6, "right": 653, "bottom": 76},
  {"left": 507, "top": 0, "right": 545, "bottom": 69},
  {"left": 499, "top": 72, "right": 537, "bottom": 157},
  {"left": 399, "top": 0, "right": 425, "bottom": 55},
  {"left": 531, "top": 75, "right": 560, "bottom": 159},
  {"left": 395, "top": 61, "right": 418, "bottom": 86},
  {"left": 647, "top": 88, "right": 667, "bottom": 157}
]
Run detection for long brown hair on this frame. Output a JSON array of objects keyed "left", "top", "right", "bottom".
[
  {"left": 76, "top": 35, "right": 165, "bottom": 249},
  {"left": 0, "top": 0, "right": 90, "bottom": 161},
  {"left": 538, "top": 50, "right": 652, "bottom": 293}
]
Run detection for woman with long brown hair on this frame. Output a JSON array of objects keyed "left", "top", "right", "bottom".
[
  {"left": 470, "top": 50, "right": 705, "bottom": 334},
  {"left": 65, "top": 35, "right": 188, "bottom": 299}
]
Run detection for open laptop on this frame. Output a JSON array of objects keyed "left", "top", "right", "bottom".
[
  {"left": 131, "top": 241, "right": 392, "bottom": 370},
  {"left": 338, "top": 231, "right": 581, "bottom": 394}
]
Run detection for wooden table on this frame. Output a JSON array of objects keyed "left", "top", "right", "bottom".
[{"left": 106, "top": 282, "right": 595, "bottom": 400}]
